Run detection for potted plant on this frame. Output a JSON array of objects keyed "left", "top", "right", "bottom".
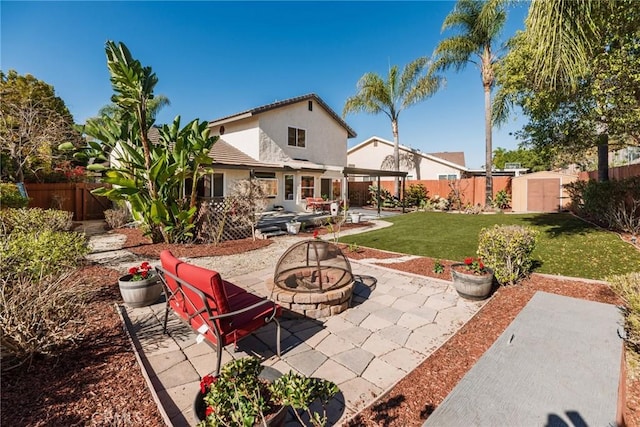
[
  {"left": 308, "top": 230, "right": 328, "bottom": 261},
  {"left": 286, "top": 219, "right": 301, "bottom": 235},
  {"left": 450, "top": 257, "right": 494, "bottom": 300},
  {"left": 349, "top": 212, "right": 362, "bottom": 224},
  {"left": 117, "top": 261, "right": 163, "bottom": 307},
  {"left": 195, "top": 357, "right": 339, "bottom": 427}
]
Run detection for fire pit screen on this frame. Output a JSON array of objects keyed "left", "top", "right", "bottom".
[
  {"left": 266, "top": 240, "right": 355, "bottom": 318},
  {"left": 273, "top": 240, "right": 353, "bottom": 293}
]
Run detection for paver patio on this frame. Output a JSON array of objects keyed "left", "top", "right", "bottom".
[{"left": 119, "top": 260, "right": 485, "bottom": 426}]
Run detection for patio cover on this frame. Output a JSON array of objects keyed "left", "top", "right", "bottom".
[{"left": 342, "top": 167, "right": 409, "bottom": 216}]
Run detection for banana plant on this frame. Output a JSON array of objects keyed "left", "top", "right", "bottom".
[{"left": 75, "top": 41, "right": 217, "bottom": 243}]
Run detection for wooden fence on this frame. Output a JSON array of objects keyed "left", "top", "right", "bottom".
[
  {"left": 24, "top": 183, "right": 111, "bottom": 221},
  {"left": 578, "top": 163, "right": 640, "bottom": 181},
  {"left": 348, "top": 176, "right": 511, "bottom": 207}
]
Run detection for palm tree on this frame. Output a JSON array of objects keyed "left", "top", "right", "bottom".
[
  {"left": 343, "top": 57, "right": 443, "bottom": 198},
  {"left": 523, "top": 0, "right": 604, "bottom": 92},
  {"left": 431, "top": 0, "right": 507, "bottom": 207},
  {"left": 521, "top": 0, "right": 616, "bottom": 181}
]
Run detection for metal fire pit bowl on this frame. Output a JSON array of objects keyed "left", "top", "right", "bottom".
[{"left": 265, "top": 240, "right": 355, "bottom": 318}]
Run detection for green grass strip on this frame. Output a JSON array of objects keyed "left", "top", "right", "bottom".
[{"left": 340, "top": 212, "right": 640, "bottom": 280}]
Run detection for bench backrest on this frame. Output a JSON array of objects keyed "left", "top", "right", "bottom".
[{"left": 159, "top": 250, "right": 232, "bottom": 333}]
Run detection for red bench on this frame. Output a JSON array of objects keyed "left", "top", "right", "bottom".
[{"left": 156, "top": 250, "right": 281, "bottom": 375}]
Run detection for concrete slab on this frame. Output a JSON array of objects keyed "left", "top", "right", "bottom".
[{"left": 424, "top": 291, "right": 624, "bottom": 426}]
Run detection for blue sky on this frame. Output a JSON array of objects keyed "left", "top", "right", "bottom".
[{"left": 2, "top": 1, "right": 530, "bottom": 168}]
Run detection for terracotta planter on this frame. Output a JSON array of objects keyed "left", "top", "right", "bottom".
[
  {"left": 194, "top": 366, "right": 286, "bottom": 426},
  {"left": 451, "top": 264, "right": 494, "bottom": 301},
  {"left": 117, "top": 273, "right": 163, "bottom": 308}
]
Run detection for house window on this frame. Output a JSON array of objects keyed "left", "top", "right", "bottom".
[
  {"left": 438, "top": 174, "right": 458, "bottom": 180},
  {"left": 284, "top": 174, "right": 294, "bottom": 200},
  {"left": 254, "top": 171, "right": 277, "bottom": 198},
  {"left": 301, "top": 175, "right": 314, "bottom": 198},
  {"left": 287, "top": 127, "right": 306, "bottom": 148},
  {"left": 202, "top": 173, "right": 224, "bottom": 197}
]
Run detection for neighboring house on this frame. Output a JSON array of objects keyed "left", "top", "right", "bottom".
[
  {"left": 347, "top": 136, "right": 468, "bottom": 181},
  {"left": 201, "top": 94, "right": 357, "bottom": 211}
]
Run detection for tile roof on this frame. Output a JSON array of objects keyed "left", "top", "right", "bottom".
[
  {"left": 428, "top": 151, "right": 466, "bottom": 167},
  {"left": 209, "top": 93, "right": 357, "bottom": 138},
  {"left": 148, "top": 127, "right": 319, "bottom": 170}
]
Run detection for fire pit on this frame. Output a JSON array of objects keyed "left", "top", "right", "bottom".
[{"left": 265, "top": 240, "right": 355, "bottom": 318}]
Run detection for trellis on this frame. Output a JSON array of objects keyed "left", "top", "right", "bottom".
[{"left": 195, "top": 197, "right": 254, "bottom": 243}]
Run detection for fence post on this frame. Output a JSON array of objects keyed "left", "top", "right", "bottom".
[{"left": 75, "top": 184, "right": 83, "bottom": 221}]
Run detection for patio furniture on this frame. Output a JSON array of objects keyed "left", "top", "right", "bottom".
[
  {"left": 305, "top": 197, "right": 332, "bottom": 213},
  {"left": 156, "top": 250, "right": 282, "bottom": 375}
]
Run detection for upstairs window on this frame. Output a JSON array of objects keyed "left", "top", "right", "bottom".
[{"left": 287, "top": 127, "right": 306, "bottom": 148}]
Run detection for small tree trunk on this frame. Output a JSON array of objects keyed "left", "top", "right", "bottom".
[{"left": 597, "top": 134, "right": 609, "bottom": 182}]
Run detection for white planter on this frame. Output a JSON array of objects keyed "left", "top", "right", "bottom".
[
  {"left": 286, "top": 222, "right": 301, "bottom": 235},
  {"left": 118, "top": 273, "right": 163, "bottom": 308},
  {"left": 350, "top": 213, "right": 362, "bottom": 224}
]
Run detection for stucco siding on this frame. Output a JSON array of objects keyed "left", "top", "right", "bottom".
[
  {"left": 258, "top": 102, "right": 348, "bottom": 166},
  {"left": 347, "top": 141, "right": 463, "bottom": 180},
  {"left": 210, "top": 117, "right": 260, "bottom": 159}
]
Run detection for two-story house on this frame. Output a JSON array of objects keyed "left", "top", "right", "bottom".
[{"left": 200, "top": 94, "right": 356, "bottom": 212}]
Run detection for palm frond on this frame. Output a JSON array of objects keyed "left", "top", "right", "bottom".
[{"left": 525, "top": 0, "right": 603, "bottom": 90}]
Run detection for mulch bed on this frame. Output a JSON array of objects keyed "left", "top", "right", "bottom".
[{"left": 2, "top": 226, "right": 638, "bottom": 426}]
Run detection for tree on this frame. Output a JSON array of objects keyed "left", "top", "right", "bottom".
[
  {"left": 432, "top": 0, "right": 507, "bottom": 208},
  {"left": 343, "top": 57, "right": 443, "bottom": 198},
  {"left": 492, "top": 146, "right": 548, "bottom": 172},
  {"left": 496, "top": 0, "right": 640, "bottom": 179},
  {"left": 0, "top": 70, "right": 82, "bottom": 182},
  {"left": 79, "top": 41, "right": 218, "bottom": 243}
]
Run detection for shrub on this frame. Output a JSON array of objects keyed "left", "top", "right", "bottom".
[
  {"left": 0, "top": 207, "right": 73, "bottom": 235},
  {"left": 368, "top": 185, "right": 397, "bottom": 207},
  {"left": 492, "top": 190, "right": 511, "bottom": 210},
  {"left": 608, "top": 272, "right": 640, "bottom": 354},
  {"left": 0, "top": 183, "right": 29, "bottom": 208},
  {"left": 477, "top": 225, "right": 538, "bottom": 285},
  {"left": 428, "top": 195, "right": 449, "bottom": 211},
  {"left": 0, "top": 272, "right": 90, "bottom": 370},
  {"left": 565, "top": 177, "right": 640, "bottom": 233},
  {"left": 104, "top": 205, "right": 132, "bottom": 229},
  {"left": 2, "top": 229, "right": 89, "bottom": 280},
  {"left": 405, "top": 184, "right": 428, "bottom": 208}
]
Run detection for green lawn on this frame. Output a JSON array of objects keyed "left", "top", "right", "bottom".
[{"left": 340, "top": 212, "right": 640, "bottom": 280}]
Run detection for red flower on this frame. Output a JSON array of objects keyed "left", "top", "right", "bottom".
[
  {"left": 464, "top": 257, "right": 473, "bottom": 265},
  {"left": 200, "top": 374, "right": 216, "bottom": 394},
  {"left": 205, "top": 406, "right": 214, "bottom": 417},
  {"left": 478, "top": 262, "right": 485, "bottom": 270},
  {"left": 313, "top": 230, "right": 319, "bottom": 239},
  {"left": 125, "top": 261, "right": 154, "bottom": 281}
]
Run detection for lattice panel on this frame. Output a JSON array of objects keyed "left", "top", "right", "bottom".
[{"left": 196, "top": 197, "right": 254, "bottom": 243}]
